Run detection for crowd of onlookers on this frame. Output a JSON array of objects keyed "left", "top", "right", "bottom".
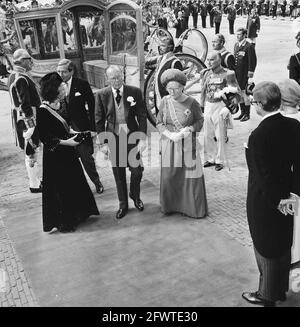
[{"left": 161, "top": 0, "right": 300, "bottom": 20}]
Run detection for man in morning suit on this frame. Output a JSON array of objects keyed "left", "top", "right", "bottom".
[
  {"left": 95, "top": 65, "right": 147, "bottom": 219},
  {"left": 57, "top": 59, "right": 104, "bottom": 194},
  {"left": 233, "top": 27, "right": 257, "bottom": 122},
  {"left": 242, "top": 81, "right": 300, "bottom": 307}
]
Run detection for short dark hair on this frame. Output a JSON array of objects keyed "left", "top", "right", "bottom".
[
  {"left": 215, "top": 34, "right": 225, "bottom": 45},
  {"left": 237, "top": 27, "right": 247, "bottom": 36},
  {"left": 253, "top": 81, "right": 281, "bottom": 112},
  {"left": 40, "top": 72, "right": 63, "bottom": 103}
]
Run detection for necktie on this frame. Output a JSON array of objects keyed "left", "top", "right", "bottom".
[{"left": 116, "top": 89, "right": 121, "bottom": 106}]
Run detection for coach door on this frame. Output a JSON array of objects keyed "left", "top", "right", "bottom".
[{"left": 105, "top": 0, "right": 144, "bottom": 89}]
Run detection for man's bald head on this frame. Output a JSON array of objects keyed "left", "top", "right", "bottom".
[
  {"left": 206, "top": 51, "right": 222, "bottom": 70},
  {"left": 105, "top": 65, "right": 124, "bottom": 89}
]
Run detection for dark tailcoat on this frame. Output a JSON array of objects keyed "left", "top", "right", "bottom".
[
  {"left": 245, "top": 113, "right": 300, "bottom": 258},
  {"left": 94, "top": 84, "right": 147, "bottom": 137},
  {"left": 234, "top": 40, "right": 257, "bottom": 89},
  {"left": 66, "top": 76, "right": 100, "bottom": 184},
  {"left": 67, "top": 76, "right": 96, "bottom": 132}
]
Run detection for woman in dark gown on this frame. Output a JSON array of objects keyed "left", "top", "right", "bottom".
[{"left": 36, "top": 72, "right": 99, "bottom": 233}]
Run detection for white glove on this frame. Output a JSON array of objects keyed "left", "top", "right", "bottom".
[
  {"left": 179, "top": 126, "right": 192, "bottom": 139},
  {"left": 162, "top": 130, "right": 177, "bottom": 141},
  {"left": 23, "top": 127, "right": 35, "bottom": 140},
  {"left": 137, "top": 139, "right": 147, "bottom": 153},
  {"left": 99, "top": 143, "right": 110, "bottom": 159}
]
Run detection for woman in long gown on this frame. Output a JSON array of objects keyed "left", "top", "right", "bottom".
[
  {"left": 36, "top": 72, "right": 99, "bottom": 233},
  {"left": 278, "top": 78, "right": 300, "bottom": 264},
  {"left": 156, "top": 68, "right": 208, "bottom": 218}
]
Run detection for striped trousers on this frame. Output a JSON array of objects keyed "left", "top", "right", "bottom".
[{"left": 254, "top": 247, "right": 291, "bottom": 302}]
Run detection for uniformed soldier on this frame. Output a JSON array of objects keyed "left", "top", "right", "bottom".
[
  {"left": 200, "top": 51, "right": 241, "bottom": 171},
  {"left": 233, "top": 27, "right": 257, "bottom": 122},
  {"left": 8, "top": 49, "right": 42, "bottom": 193}
]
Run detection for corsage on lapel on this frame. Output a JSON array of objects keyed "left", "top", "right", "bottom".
[
  {"left": 127, "top": 96, "right": 136, "bottom": 107},
  {"left": 184, "top": 109, "right": 191, "bottom": 117}
]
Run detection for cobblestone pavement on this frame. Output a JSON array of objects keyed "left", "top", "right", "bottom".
[
  {"left": 1, "top": 15, "right": 300, "bottom": 306},
  {"left": 0, "top": 219, "right": 38, "bottom": 307}
]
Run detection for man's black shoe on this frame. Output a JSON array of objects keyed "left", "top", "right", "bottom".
[
  {"left": 203, "top": 161, "right": 216, "bottom": 168},
  {"left": 234, "top": 112, "right": 244, "bottom": 120},
  {"left": 215, "top": 164, "right": 224, "bottom": 171},
  {"left": 30, "top": 184, "right": 42, "bottom": 193},
  {"left": 116, "top": 208, "right": 128, "bottom": 219},
  {"left": 242, "top": 291, "right": 275, "bottom": 307},
  {"left": 129, "top": 193, "right": 144, "bottom": 211},
  {"left": 95, "top": 181, "right": 104, "bottom": 194},
  {"left": 240, "top": 114, "right": 250, "bottom": 122}
]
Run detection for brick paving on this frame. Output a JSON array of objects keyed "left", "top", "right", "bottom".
[{"left": 0, "top": 217, "right": 39, "bottom": 307}]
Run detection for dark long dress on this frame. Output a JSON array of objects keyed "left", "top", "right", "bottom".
[{"left": 36, "top": 103, "right": 99, "bottom": 232}]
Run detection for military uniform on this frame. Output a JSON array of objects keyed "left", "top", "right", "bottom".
[
  {"left": 8, "top": 65, "right": 41, "bottom": 189},
  {"left": 233, "top": 38, "right": 257, "bottom": 121},
  {"left": 200, "top": 67, "right": 238, "bottom": 167},
  {"left": 234, "top": 39, "right": 256, "bottom": 90}
]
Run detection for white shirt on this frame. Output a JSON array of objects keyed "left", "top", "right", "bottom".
[{"left": 66, "top": 76, "right": 73, "bottom": 96}]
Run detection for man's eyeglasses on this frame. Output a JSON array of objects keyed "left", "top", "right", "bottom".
[
  {"left": 250, "top": 99, "right": 261, "bottom": 106},
  {"left": 23, "top": 57, "right": 33, "bottom": 61}
]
